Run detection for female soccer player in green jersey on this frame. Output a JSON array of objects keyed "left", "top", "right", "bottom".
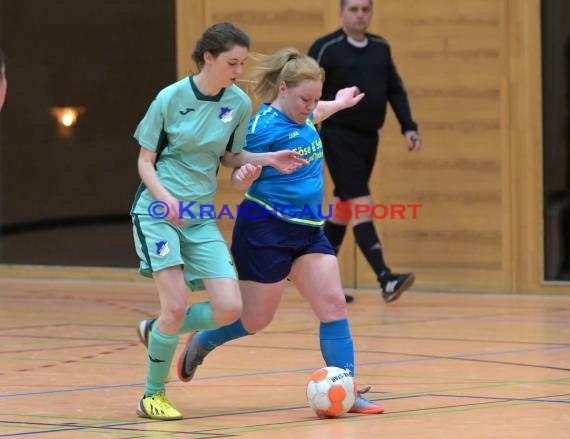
[{"left": 132, "top": 23, "right": 306, "bottom": 420}]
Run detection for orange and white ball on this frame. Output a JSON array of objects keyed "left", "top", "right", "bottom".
[{"left": 306, "top": 366, "right": 356, "bottom": 417}]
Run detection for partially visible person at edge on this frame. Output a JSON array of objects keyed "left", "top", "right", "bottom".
[
  {"left": 0, "top": 49, "right": 7, "bottom": 111},
  {"left": 170, "top": 47, "right": 385, "bottom": 415},
  {"left": 131, "top": 22, "right": 306, "bottom": 421},
  {"left": 308, "top": 0, "right": 422, "bottom": 304}
]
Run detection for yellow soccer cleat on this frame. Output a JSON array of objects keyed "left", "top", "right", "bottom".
[{"left": 136, "top": 392, "right": 183, "bottom": 420}]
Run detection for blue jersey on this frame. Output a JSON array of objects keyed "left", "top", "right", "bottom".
[{"left": 244, "top": 104, "right": 326, "bottom": 227}]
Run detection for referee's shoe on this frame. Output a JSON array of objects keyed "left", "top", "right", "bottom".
[{"left": 381, "top": 272, "right": 415, "bottom": 303}]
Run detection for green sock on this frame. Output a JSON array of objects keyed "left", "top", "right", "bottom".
[
  {"left": 178, "top": 301, "right": 219, "bottom": 334},
  {"left": 145, "top": 327, "right": 178, "bottom": 396}
]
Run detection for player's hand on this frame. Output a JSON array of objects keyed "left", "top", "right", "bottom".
[
  {"left": 163, "top": 194, "right": 185, "bottom": 226},
  {"left": 405, "top": 130, "right": 422, "bottom": 151},
  {"left": 335, "top": 86, "right": 365, "bottom": 109},
  {"left": 271, "top": 150, "right": 308, "bottom": 174},
  {"left": 233, "top": 163, "right": 262, "bottom": 186}
]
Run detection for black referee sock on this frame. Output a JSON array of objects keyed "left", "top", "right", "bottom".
[
  {"left": 353, "top": 221, "right": 390, "bottom": 283},
  {"left": 323, "top": 221, "right": 347, "bottom": 254}
]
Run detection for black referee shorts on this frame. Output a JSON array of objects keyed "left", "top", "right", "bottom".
[{"left": 320, "top": 124, "right": 379, "bottom": 200}]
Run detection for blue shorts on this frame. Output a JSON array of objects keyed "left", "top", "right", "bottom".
[{"left": 231, "top": 201, "right": 335, "bottom": 283}]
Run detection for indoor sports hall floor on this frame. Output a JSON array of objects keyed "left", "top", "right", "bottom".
[{"left": 0, "top": 277, "right": 568, "bottom": 438}]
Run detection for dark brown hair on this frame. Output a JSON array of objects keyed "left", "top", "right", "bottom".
[{"left": 192, "top": 22, "right": 250, "bottom": 70}]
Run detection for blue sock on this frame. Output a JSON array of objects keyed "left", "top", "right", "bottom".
[
  {"left": 198, "top": 319, "right": 251, "bottom": 351},
  {"left": 319, "top": 318, "right": 355, "bottom": 376}
]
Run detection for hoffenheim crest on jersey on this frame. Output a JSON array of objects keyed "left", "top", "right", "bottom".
[
  {"left": 156, "top": 240, "right": 170, "bottom": 257},
  {"left": 219, "top": 107, "right": 233, "bottom": 123}
]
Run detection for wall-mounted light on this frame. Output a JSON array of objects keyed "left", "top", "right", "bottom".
[
  {"left": 49, "top": 106, "right": 85, "bottom": 140},
  {"left": 50, "top": 106, "right": 85, "bottom": 127}
]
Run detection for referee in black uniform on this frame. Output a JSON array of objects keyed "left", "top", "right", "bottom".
[{"left": 308, "top": 0, "right": 421, "bottom": 303}]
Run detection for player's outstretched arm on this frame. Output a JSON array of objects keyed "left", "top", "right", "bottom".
[{"left": 221, "top": 150, "right": 308, "bottom": 174}]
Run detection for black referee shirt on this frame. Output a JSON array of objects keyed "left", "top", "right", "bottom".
[{"left": 308, "top": 29, "right": 418, "bottom": 135}]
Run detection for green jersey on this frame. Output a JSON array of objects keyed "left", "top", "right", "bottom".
[{"left": 132, "top": 76, "right": 252, "bottom": 219}]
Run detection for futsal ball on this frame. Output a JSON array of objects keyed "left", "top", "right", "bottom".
[{"left": 306, "top": 366, "right": 357, "bottom": 417}]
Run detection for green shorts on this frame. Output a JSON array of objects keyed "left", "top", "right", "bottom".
[{"left": 132, "top": 215, "right": 237, "bottom": 291}]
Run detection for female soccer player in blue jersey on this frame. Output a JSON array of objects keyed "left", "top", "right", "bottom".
[
  {"left": 132, "top": 24, "right": 306, "bottom": 420},
  {"left": 177, "top": 47, "right": 385, "bottom": 414}
]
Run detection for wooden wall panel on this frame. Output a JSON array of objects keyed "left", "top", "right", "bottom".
[
  {"left": 176, "top": 0, "right": 205, "bottom": 78},
  {"left": 206, "top": 0, "right": 328, "bottom": 54}
]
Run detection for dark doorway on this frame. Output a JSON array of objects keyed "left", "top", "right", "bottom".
[{"left": 542, "top": 1, "right": 570, "bottom": 281}]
